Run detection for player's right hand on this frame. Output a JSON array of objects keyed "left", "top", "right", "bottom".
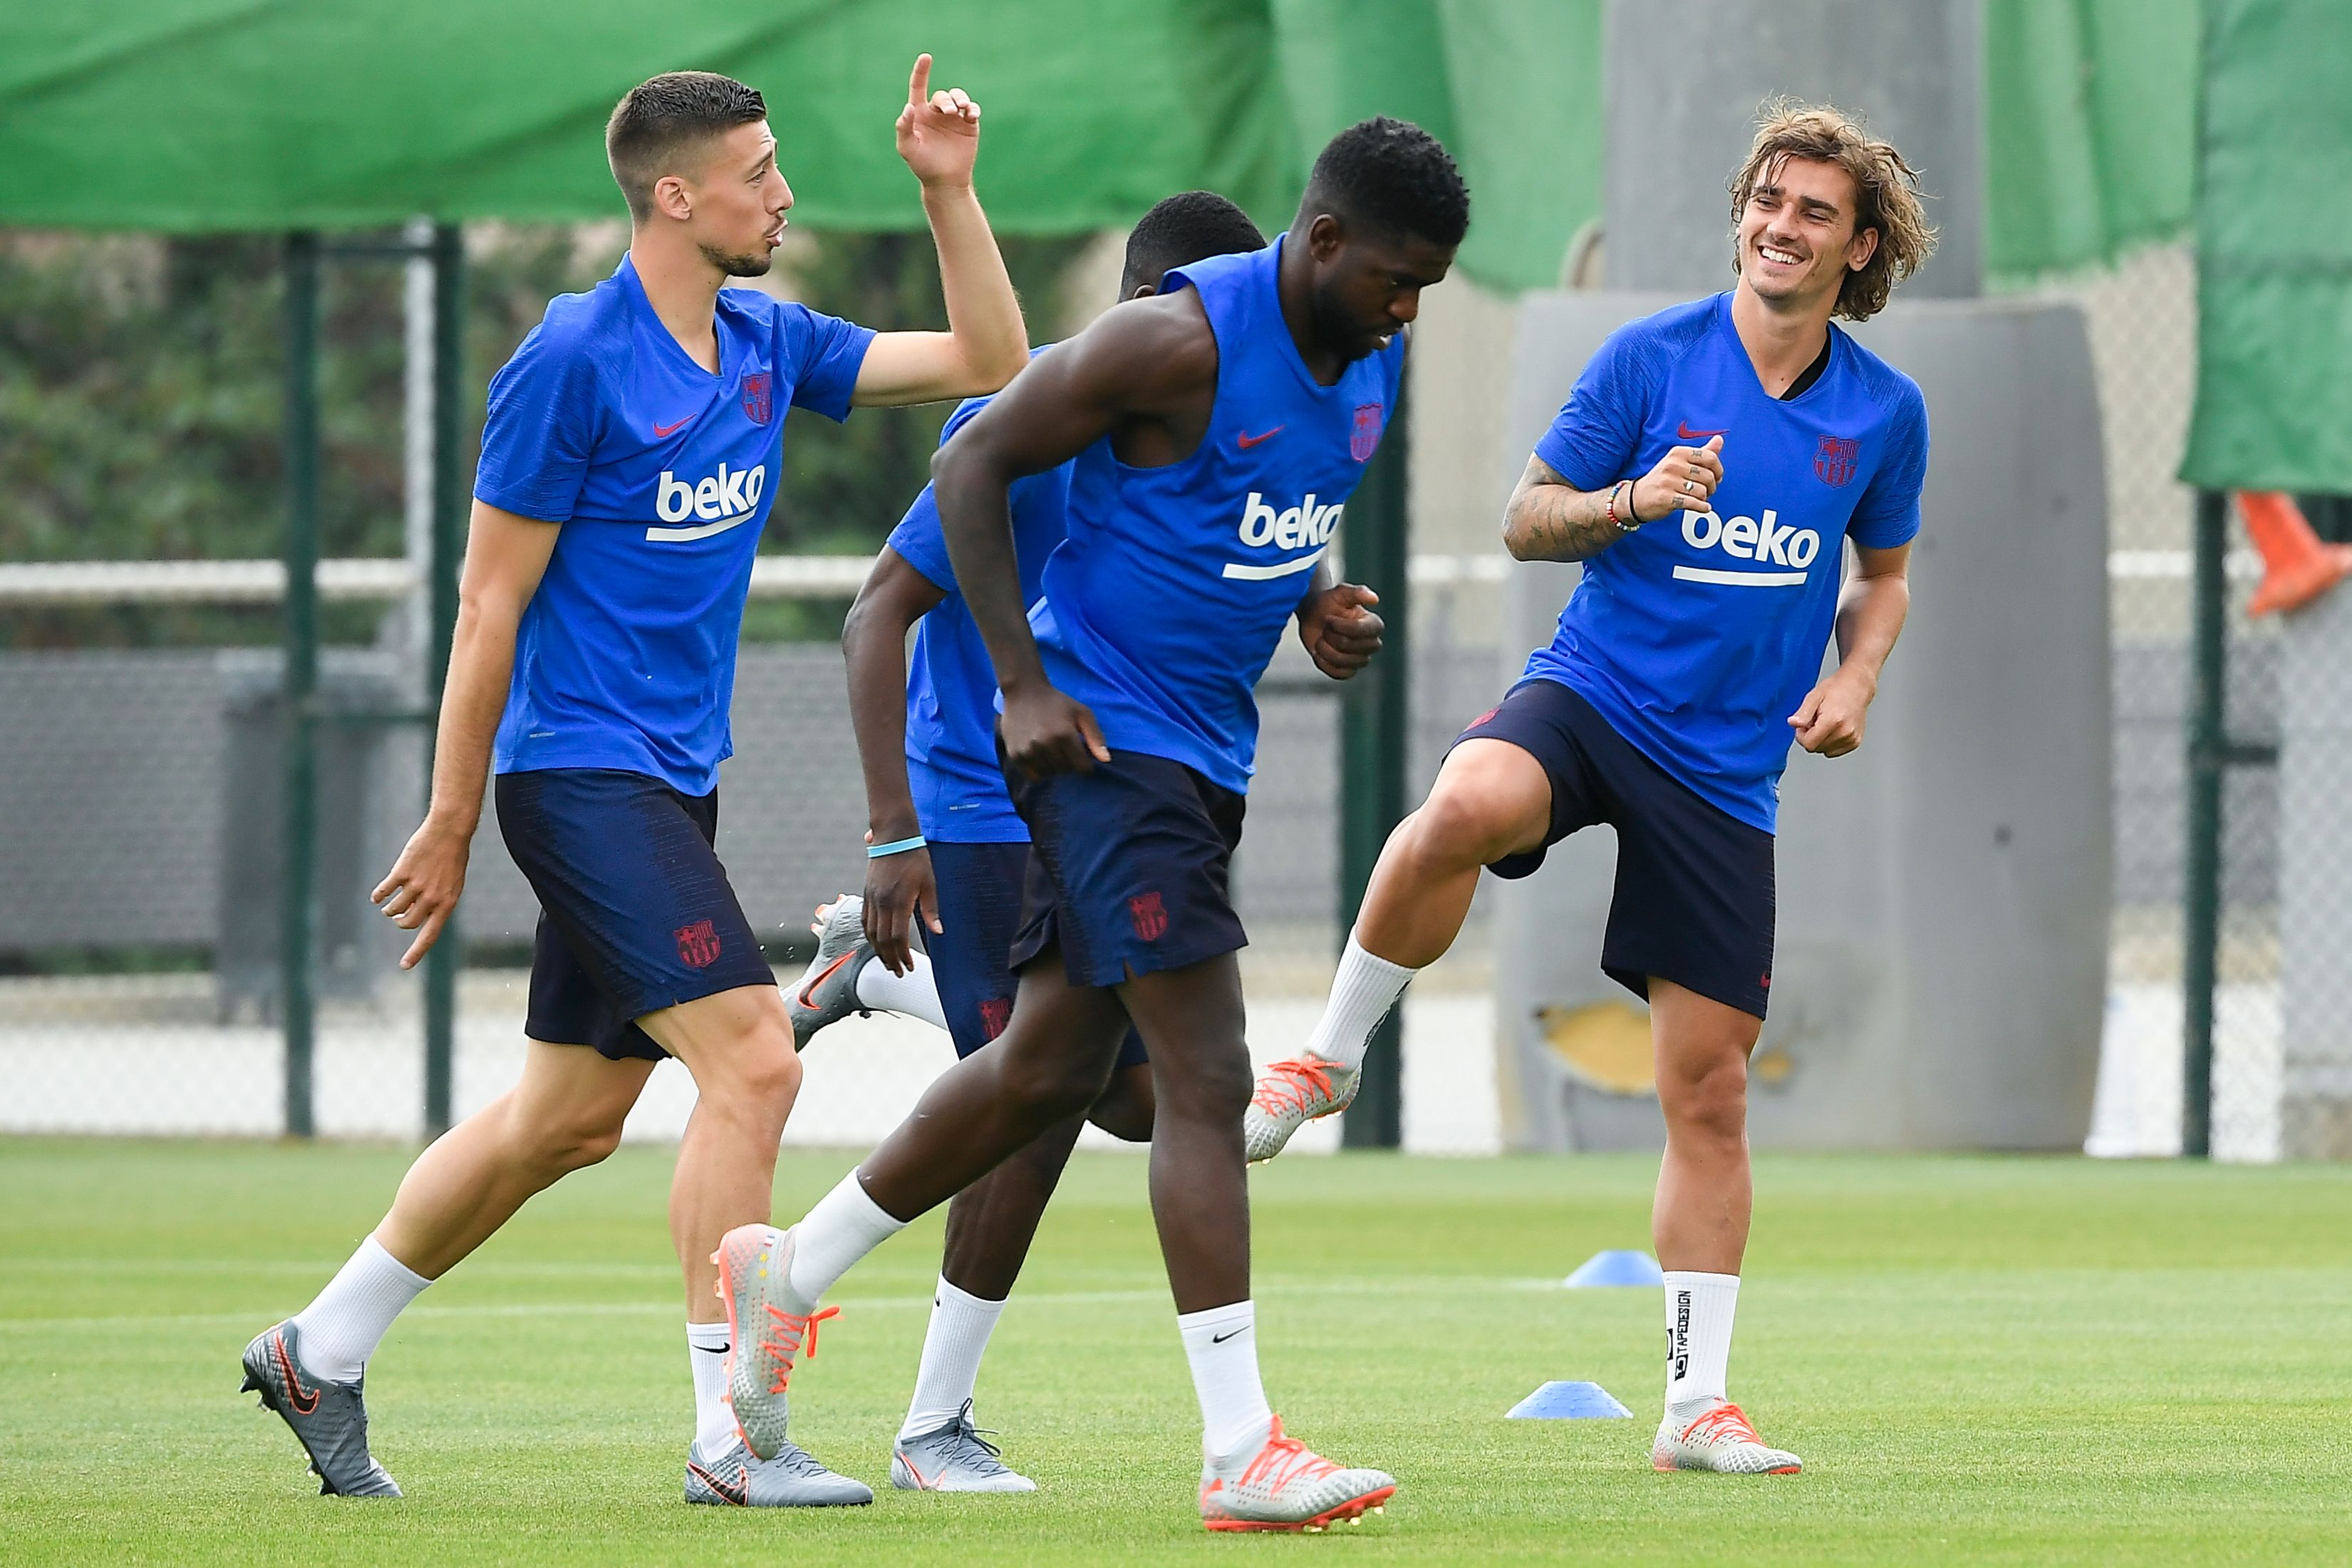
[
  {"left": 999, "top": 682, "right": 1111, "bottom": 779},
  {"left": 863, "top": 839, "right": 943, "bottom": 976},
  {"left": 373, "top": 818, "right": 471, "bottom": 969},
  {"left": 1631, "top": 433, "right": 1723, "bottom": 523}
]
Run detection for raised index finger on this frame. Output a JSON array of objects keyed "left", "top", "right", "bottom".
[{"left": 907, "top": 53, "right": 933, "bottom": 108}]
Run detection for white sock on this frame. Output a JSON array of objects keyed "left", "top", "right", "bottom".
[
  {"left": 1662, "top": 1270, "right": 1741, "bottom": 1423},
  {"left": 1301, "top": 933, "right": 1416, "bottom": 1071},
  {"left": 898, "top": 1274, "right": 1008, "bottom": 1442},
  {"left": 1177, "top": 1299, "right": 1274, "bottom": 1468},
  {"left": 856, "top": 950, "right": 949, "bottom": 1029},
  {"left": 784, "top": 1170, "right": 908, "bottom": 1307},
  {"left": 287, "top": 1234, "right": 432, "bottom": 1382},
  {"left": 687, "top": 1319, "right": 737, "bottom": 1454}
]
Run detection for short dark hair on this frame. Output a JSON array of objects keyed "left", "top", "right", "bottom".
[
  {"left": 606, "top": 71, "right": 768, "bottom": 222},
  {"left": 1120, "top": 191, "right": 1268, "bottom": 294},
  {"left": 1298, "top": 116, "right": 1469, "bottom": 248}
]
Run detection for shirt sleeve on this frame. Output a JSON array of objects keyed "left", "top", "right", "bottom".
[
  {"left": 886, "top": 486, "right": 955, "bottom": 593},
  {"left": 885, "top": 394, "right": 998, "bottom": 593},
  {"left": 1848, "top": 382, "right": 1929, "bottom": 549},
  {"left": 1532, "top": 325, "right": 1657, "bottom": 493},
  {"left": 779, "top": 303, "right": 876, "bottom": 424},
  {"left": 472, "top": 323, "right": 601, "bottom": 523}
]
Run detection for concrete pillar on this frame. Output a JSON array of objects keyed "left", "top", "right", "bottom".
[
  {"left": 2278, "top": 587, "right": 2352, "bottom": 1156},
  {"left": 1603, "top": 0, "right": 1982, "bottom": 299}
]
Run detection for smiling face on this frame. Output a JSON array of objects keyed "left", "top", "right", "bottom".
[
  {"left": 654, "top": 119, "right": 795, "bottom": 279},
  {"left": 1735, "top": 155, "right": 1879, "bottom": 317},
  {"left": 1302, "top": 214, "right": 1456, "bottom": 363}
]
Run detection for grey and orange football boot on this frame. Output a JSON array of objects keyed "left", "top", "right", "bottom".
[
  {"left": 891, "top": 1400, "right": 1037, "bottom": 1492},
  {"left": 239, "top": 1319, "right": 401, "bottom": 1497},
  {"left": 685, "top": 1433, "right": 873, "bottom": 1507},
  {"left": 786, "top": 895, "right": 877, "bottom": 1051}
]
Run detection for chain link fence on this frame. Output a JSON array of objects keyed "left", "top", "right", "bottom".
[{"left": 5, "top": 231, "right": 2346, "bottom": 1161}]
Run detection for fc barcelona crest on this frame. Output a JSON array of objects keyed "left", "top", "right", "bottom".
[
  {"left": 1350, "top": 403, "right": 1384, "bottom": 462},
  {"left": 675, "top": 918, "right": 722, "bottom": 969},
  {"left": 1129, "top": 891, "right": 1169, "bottom": 942},
  {"left": 1814, "top": 435, "right": 1859, "bottom": 487},
  {"left": 740, "top": 372, "right": 773, "bottom": 426}
]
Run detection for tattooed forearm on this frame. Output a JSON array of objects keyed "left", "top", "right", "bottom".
[{"left": 1501, "top": 455, "right": 1631, "bottom": 563}]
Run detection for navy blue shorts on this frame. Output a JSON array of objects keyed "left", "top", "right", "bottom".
[
  {"left": 1000, "top": 750, "right": 1248, "bottom": 990},
  {"left": 926, "top": 840, "right": 1147, "bottom": 1069},
  {"left": 494, "top": 768, "right": 776, "bottom": 1062},
  {"left": 1457, "top": 680, "right": 1776, "bottom": 1019}
]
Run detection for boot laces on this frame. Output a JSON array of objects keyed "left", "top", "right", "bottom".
[
  {"left": 1236, "top": 1418, "right": 1338, "bottom": 1495},
  {"left": 1682, "top": 1401, "right": 1764, "bottom": 1448},
  {"left": 1252, "top": 1056, "right": 1342, "bottom": 1119},
  {"left": 757, "top": 1302, "right": 839, "bottom": 1394}
]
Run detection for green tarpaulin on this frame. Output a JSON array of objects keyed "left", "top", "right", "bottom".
[
  {"left": 6, "top": 1, "right": 2341, "bottom": 488},
  {"left": 2180, "top": 0, "right": 2352, "bottom": 492},
  {"left": 1, "top": 1, "right": 2182, "bottom": 290}
]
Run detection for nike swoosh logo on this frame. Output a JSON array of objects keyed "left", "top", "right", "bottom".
[
  {"left": 1236, "top": 425, "right": 1284, "bottom": 450},
  {"left": 688, "top": 1460, "right": 749, "bottom": 1505},
  {"left": 271, "top": 1333, "right": 321, "bottom": 1417},
  {"left": 653, "top": 417, "right": 694, "bottom": 437},
  {"left": 796, "top": 950, "right": 856, "bottom": 1009},
  {"left": 1211, "top": 1326, "right": 1249, "bottom": 1344},
  {"left": 1677, "top": 421, "right": 1727, "bottom": 440}
]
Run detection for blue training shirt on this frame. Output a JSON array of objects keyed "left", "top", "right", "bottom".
[
  {"left": 1525, "top": 292, "right": 1928, "bottom": 833},
  {"left": 886, "top": 349, "right": 1070, "bottom": 843},
  {"left": 1030, "top": 236, "right": 1404, "bottom": 793},
  {"left": 475, "top": 254, "right": 874, "bottom": 795}
]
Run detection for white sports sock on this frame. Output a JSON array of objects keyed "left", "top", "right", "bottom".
[
  {"left": 855, "top": 950, "right": 948, "bottom": 1029},
  {"left": 898, "top": 1274, "right": 1008, "bottom": 1442},
  {"left": 686, "top": 1319, "right": 737, "bottom": 1454},
  {"left": 287, "top": 1234, "right": 432, "bottom": 1383},
  {"left": 785, "top": 1170, "right": 908, "bottom": 1307},
  {"left": 1177, "top": 1299, "right": 1275, "bottom": 1468},
  {"left": 1300, "top": 934, "right": 1416, "bottom": 1071},
  {"left": 1662, "top": 1270, "right": 1741, "bottom": 1423}
]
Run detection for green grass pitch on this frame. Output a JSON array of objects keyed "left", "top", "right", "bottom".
[{"left": 3, "top": 1138, "right": 2348, "bottom": 1564}]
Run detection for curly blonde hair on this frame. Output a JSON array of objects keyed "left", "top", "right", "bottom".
[{"left": 1728, "top": 100, "right": 1935, "bottom": 321}]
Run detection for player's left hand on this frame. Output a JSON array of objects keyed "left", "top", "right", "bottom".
[
  {"left": 894, "top": 53, "right": 980, "bottom": 190},
  {"left": 1789, "top": 665, "right": 1875, "bottom": 757},
  {"left": 1298, "top": 583, "right": 1383, "bottom": 680}
]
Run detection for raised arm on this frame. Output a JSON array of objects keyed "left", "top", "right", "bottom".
[
  {"left": 840, "top": 548, "right": 948, "bottom": 972},
  {"left": 1501, "top": 435, "right": 1726, "bottom": 562},
  {"left": 851, "top": 55, "right": 1029, "bottom": 407},
  {"left": 931, "top": 293, "right": 1216, "bottom": 776},
  {"left": 372, "top": 501, "right": 559, "bottom": 967}
]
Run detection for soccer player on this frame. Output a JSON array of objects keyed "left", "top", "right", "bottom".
[
  {"left": 238, "top": 61, "right": 1030, "bottom": 1507},
  {"left": 797, "top": 190, "right": 1382, "bottom": 1491},
  {"left": 707, "top": 118, "right": 1465, "bottom": 1531},
  {"left": 1244, "top": 103, "right": 1935, "bottom": 1476}
]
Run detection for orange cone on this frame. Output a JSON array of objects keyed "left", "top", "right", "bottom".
[{"left": 2239, "top": 491, "right": 2352, "bottom": 617}]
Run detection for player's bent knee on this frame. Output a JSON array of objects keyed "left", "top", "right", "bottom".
[
  {"left": 1407, "top": 783, "right": 1526, "bottom": 872},
  {"left": 1000, "top": 1048, "right": 1111, "bottom": 1123}
]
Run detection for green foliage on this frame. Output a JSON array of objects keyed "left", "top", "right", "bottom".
[
  {"left": 772, "top": 229, "right": 1089, "bottom": 554},
  {"left": 0, "top": 224, "right": 1087, "bottom": 649}
]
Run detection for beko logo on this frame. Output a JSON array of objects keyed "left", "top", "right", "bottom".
[
  {"left": 1672, "top": 507, "right": 1820, "bottom": 587},
  {"left": 1222, "top": 491, "right": 1340, "bottom": 581},
  {"left": 646, "top": 462, "right": 768, "bottom": 541}
]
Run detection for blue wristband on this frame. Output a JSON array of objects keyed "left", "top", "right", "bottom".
[{"left": 866, "top": 835, "right": 927, "bottom": 858}]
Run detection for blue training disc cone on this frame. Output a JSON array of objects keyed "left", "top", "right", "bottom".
[
  {"left": 1563, "top": 1248, "right": 1664, "bottom": 1288},
  {"left": 1506, "top": 1380, "right": 1634, "bottom": 1419}
]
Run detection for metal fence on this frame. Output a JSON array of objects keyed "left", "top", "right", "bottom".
[{"left": 6, "top": 237, "right": 2348, "bottom": 1160}]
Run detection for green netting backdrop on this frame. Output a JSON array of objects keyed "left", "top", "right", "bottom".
[
  {"left": 0, "top": 1, "right": 2339, "bottom": 487},
  {"left": 2180, "top": 0, "right": 2352, "bottom": 492}
]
